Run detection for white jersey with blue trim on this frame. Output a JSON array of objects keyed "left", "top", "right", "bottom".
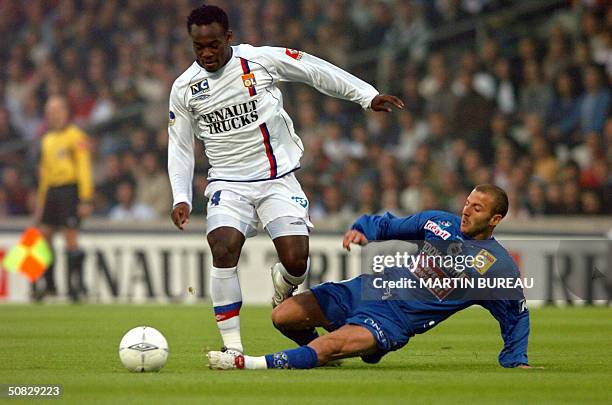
[{"left": 167, "top": 44, "right": 379, "bottom": 208}]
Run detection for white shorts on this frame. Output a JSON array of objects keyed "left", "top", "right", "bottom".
[{"left": 204, "top": 173, "right": 313, "bottom": 239}]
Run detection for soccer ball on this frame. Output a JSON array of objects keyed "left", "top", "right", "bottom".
[{"left": 118, "top": 326, "right": 169, "bottom": 372}]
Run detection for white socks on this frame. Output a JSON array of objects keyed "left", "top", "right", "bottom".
[
  {"left": 210, "top": 266, "right": 243, "bottom": 352},
  {"left": 244, "top": 355, "right": 268, "bottom": 369},
  {"left": 275, "top": 257, "right": 310, "bottom": 286}
]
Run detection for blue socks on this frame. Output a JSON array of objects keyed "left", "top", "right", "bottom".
[{"left": 264, "top": 346, "right": 318, "bottom": 369}]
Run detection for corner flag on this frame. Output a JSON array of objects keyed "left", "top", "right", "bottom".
[{"left": 2, "top": 227, "right": 53, "bottom": 282}]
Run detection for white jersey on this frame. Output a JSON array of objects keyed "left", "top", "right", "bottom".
[{"left": 168, "top": 44, "right": 379, "bottom": 208}]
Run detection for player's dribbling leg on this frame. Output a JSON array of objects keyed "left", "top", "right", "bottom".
[
  {"left": 207, "top": 227, "right": 246, "bottom": 353},
  {"left": 270, "top": 234, "right": 309, "bottom": 307}
]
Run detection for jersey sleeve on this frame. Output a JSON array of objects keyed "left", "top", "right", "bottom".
[
  {"left": 167, "top": 83, "right": 195, "bottom": 210},
  {"left": 351, "top": 212, "right": 426, "bottom": 241},
  {"left": 259, "top": 46, "right": 379, "bottom": 110},
  {"left": 72, "top": 128, "right": 93, "bottom": 202},
  {"left": 481, "top": 299, "right": 530, "bottom": 368}
]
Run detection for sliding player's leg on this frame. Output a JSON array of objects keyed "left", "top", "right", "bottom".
[
  {"left": 271, "top": 291, "right": 333, "bottom": 345},
  {"left": 207, "top": 276, "right": 412, "bottom": 370},
  {"left": 207, "top": 324, "right": 377, "bottom": 369}
]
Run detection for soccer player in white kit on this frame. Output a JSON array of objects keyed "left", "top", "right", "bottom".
[{"left": 168, "top": 5, "right": 404, "bottom": 355}]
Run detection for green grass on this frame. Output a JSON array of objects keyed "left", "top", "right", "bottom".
[{"left": 0, "top": 305, "right": 610, "bottom": 404}]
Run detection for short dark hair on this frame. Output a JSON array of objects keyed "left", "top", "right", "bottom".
[
  {"left": 474, "top": 184, "right": 509, "bottom": 218},
  {"left": 187, "top": 5, "right": 229, "bottom": 33}
]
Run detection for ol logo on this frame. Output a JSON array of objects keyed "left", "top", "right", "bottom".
[
  {"left": 291, "top": 196, "right": 308, "bottom": 208},
  {"left": 241, "top": 73, "right": 256, "bottom": 88}
]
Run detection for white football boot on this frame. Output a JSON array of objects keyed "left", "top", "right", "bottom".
[
  {"left": 207, "top": 350, "right": 245, "bottom": 370},
  {"left": 271, "top": 264, "right": 297, "bottom": 308}
]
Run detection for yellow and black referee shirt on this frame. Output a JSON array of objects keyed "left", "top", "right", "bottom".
[{"left": 37, "top": 124, "right": 93, "bottom": 206}]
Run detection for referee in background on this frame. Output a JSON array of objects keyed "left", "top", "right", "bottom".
[{"left": 34, "top": 95, "right": 93, "bottom": 302}]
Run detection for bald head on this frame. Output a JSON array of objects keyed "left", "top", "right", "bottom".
[{"left": 44, "top": 95, "right": 70, "bottom": 131}]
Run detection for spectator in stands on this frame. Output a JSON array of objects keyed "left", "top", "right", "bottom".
[
  {"left": 519, "top": 59, "right": 553, "bottom": 118},
  {"left": 451, "top": 69, "right": 494, "bottom": 147},
  {"left": 561, "top": 180, "right": 582, "bottom": 215},
  {"left": 96, "top": 154, "right": 135, "bottom": 212},
  {"left": 546, "top": 70, "right": 580, "bottom": 146},
  {"left": 135, "top": 151, "right": 172, "bottom": 218},
  {"left": 492, "top": 57, "right": 517, "bottom": 115},
  {"left": 542, "top": 25, "right": 572, "bottom": 82},
  {"left": 1, "top": 166, "right": 29, "bottom": 215},
  {"left": 525, "top": 180, "right": 547, "bottom": 217},
  {"left": 577, "top": 64, "right": 610, "bottom": 134},
  {"left": 108, "top": 180, "right": 156, "bottom": 221},
  {"left": 544, "top": 182, "right": 564, "bottom": 215},
  {"left": 395, "top": 110, "right": 427, "bottom": 161},
  {"left": 531, "top": 136, "right": 559, "bottom": 183},
  {"left": 355, "top": 181, "right": 380, "bottom": 215},
  {"left": 580, "top": 189, "right": 603, "bottom": 215},
  {"left": 420, "top": 52, "right": 455, "bottom": 117}
]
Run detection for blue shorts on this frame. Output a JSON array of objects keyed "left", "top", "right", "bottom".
[{"left": 310, "top": 275, "right": 411, "bottom": 363}]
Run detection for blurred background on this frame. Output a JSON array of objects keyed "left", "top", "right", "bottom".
[{"left": 0, "top": 0, "right": 610, "bottom": 230}]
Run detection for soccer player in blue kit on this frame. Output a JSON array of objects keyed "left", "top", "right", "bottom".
[{"left": 207, "top": 184, "right": 536, "bottom": 370}]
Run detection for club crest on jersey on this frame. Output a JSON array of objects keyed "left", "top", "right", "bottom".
[
  {"left": 168, "top": 111, "right": 176, "bottom": 127},
  {"left": 474, "top": 249, "right": 497, "bottom": 275},
  {"left": 241, "top": 72, "right": 256, "bottom": 88},
  {"left": 285, "top": 48, "right": 303, "bottom": 60},
  {"left": 190, "top": 79, "right": 210, "bottom": 95}
]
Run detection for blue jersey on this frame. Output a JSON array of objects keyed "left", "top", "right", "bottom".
[{"left": 351, "top": 210, "right": 530, "bottom": 368}]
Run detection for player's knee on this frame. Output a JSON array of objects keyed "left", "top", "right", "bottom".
[
  {"left": 210, "top": 244, "right": 237, "bottom": 263},
  {"left": 271, "top": 302, "right": 291, "bottom": 330},
  {"left": 208, "top": 238, "right": 242, "bottom": 265},
  {"left": 279, "top": 254, "right": 308, "bottom": 277}
]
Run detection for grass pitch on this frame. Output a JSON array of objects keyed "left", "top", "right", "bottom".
[{"left": 0, "top": 304, "right": 611, "bottom": 404}]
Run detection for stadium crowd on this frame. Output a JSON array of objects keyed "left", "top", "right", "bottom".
[{"left": 0, "top": 0, "right": 610, "bottom": 227}]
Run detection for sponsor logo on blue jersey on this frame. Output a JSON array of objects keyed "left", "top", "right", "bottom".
[
  {"left": 424, "top": 220, "right": 451, "bottom": 240},
  {"left": 363, "top": 318, "right": 387, "bottom": 346}
]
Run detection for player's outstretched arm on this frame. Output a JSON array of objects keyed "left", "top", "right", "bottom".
[
  {"left": 370, "top": 94, "right": 405, "bottom": 112},
  {"left": 481, "top": 299, "right": 531, "bottom": 368},
  {"left": 350, "top": 212, "right": 426, "bottom": 242}
]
